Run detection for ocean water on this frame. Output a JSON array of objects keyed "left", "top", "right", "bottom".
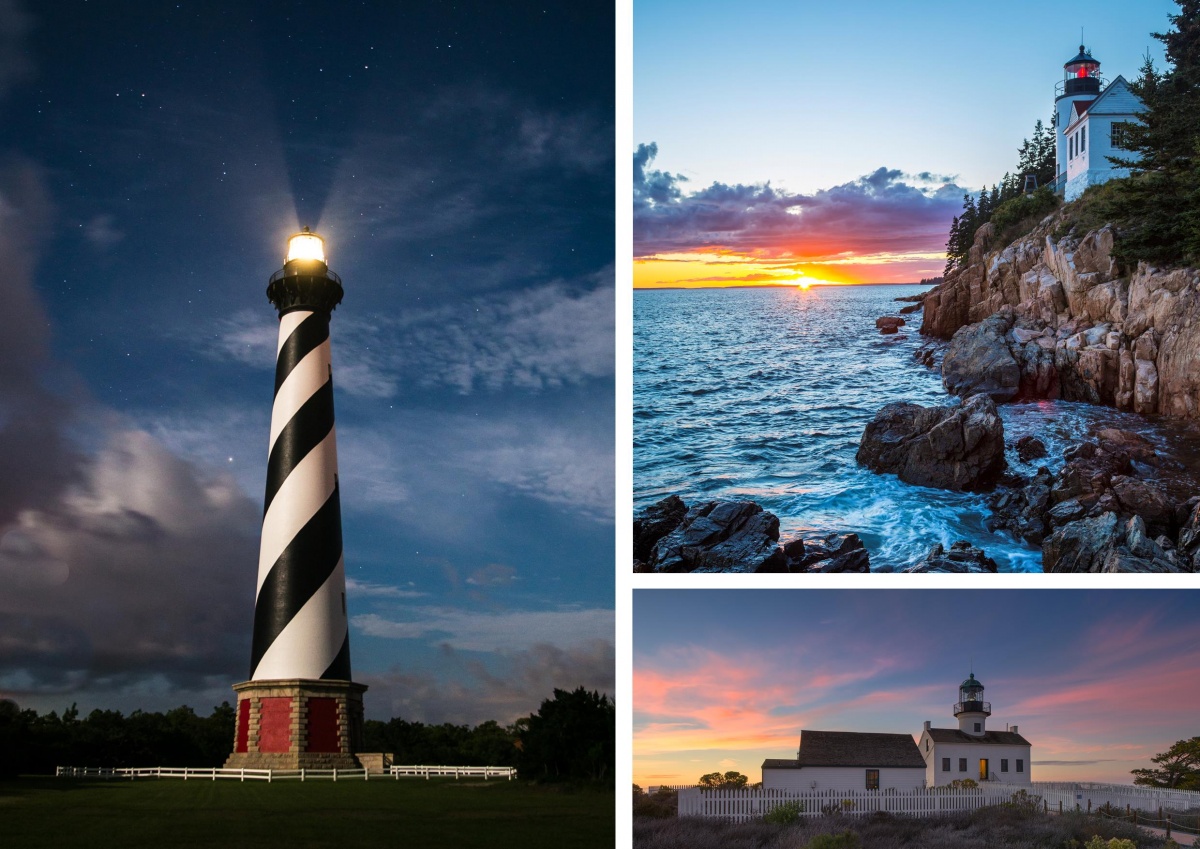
[{"left": 633, "top": 284, "right": 1200, "bottom": 573}]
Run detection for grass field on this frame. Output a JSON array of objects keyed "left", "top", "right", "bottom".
[{"left": 1, "top": 776, "right": 613, "bottom": 849}]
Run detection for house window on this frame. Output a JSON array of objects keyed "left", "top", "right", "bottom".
[
  {"left": 974, "top": 723, "right": 981, "bottom": 733},
  {"left": 1112, "top": 121, "right": 1134, "bottom": 149},
  {"left": 942, "top": 758, "right": 950, "bottom": 772},
  {"left": 1017, "top": 759, "right": 1024, "bottom": 773},
  {"left": 925, "top": 740, "right": 929, "bottom": 752},
  {"left": 958, "top": 758, "right": 967, "bottom": 772},
  {"left": 1082, "top": 124, "right": 1087, "bottom": 152},
  {"left": 1070, "top": 134, "right": 1075, "bottom": 158},
  {"left": 1001, "top": 759, "right": 1009, "bottom": 773},
  {"left": 866, "top": 769, "right": 879, "bottom": 790}
]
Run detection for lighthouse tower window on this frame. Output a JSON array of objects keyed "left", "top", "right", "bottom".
[{"left": 974, "top": 722, "right": 981, "bottom": 732}]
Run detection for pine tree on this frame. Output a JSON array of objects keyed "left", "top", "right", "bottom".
[{"left": 1104, "top": 1, "right": 1200, "bottom": 265}]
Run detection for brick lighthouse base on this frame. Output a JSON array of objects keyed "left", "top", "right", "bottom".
[{"left": 224, "top": 679, "right": 368, "bottom": 770}]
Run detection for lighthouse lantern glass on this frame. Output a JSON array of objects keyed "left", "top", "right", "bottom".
[{"left": 286, "top": 232, "right": 325, "bottom": 264}]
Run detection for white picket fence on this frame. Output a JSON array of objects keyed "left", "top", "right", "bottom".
[
  {"left": 56, "top": 764, "right": 516, "bottom": 783},
  {"left": 1031, "top": 781, "right": 1200, "bottom": 813},
  {"left": 389, "top": 765, "right": 516, "bottom": 780},
  {"left": 681, "top": 783, "right": 1103, "bottom": 822}
]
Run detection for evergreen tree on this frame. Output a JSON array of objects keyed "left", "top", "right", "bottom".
[{"left": 1104, "top": 1, "right": 1200, "bottom": 265}]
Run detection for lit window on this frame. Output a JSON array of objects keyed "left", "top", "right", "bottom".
[{"left": 866, "top": 769, "right": 879, "bottom": 790}]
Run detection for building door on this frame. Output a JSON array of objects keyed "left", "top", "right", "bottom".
[{"left": 979, "top": 758, "right": 989, "bottom": 780}]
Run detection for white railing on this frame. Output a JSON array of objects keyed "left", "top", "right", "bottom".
[
  {"left": 56, "top": 765, "right": 370, "bottom": 782},
  {"left": 389, "top": 765, "right": 516, "bottom": 781},
  {"left": 1031, "top": 781, "right": 1200, "bottom": 812},
  {"left": 678, "top": 782, "right": 1200, "bottom": 823},
  {"left": 678, "top": 784, "right": 1074, "bottom": 822},
  {"left": 57, "top": 764, "right": 517, "bottom": 783}
]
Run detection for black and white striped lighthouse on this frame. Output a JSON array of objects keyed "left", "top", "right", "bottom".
[{"left": 226, "top": 229, "right": 367, "bottom": 770}]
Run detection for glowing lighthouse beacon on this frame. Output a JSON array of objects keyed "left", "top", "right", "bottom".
[{"left": 225, "top": 228, "right": 367, "bottom": 770}]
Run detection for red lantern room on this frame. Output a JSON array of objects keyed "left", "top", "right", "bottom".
[{"left": 1062, "top": 45, "right": 1101, "bottom": 95}]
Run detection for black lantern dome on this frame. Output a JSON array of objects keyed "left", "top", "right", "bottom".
[
  {"left": 954, "top": 673, "right": 991, "bottom": 717},
  {"left": 1062, "top": 45, "right": 1102, "bottom": 96}
]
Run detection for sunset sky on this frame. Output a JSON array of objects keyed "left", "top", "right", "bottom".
[
  {"left": 633, "top": 590, "right": 1200, "bottom": 788},
  {"left": 633, "top": 0, "right": 1177, "bottom": 287}
]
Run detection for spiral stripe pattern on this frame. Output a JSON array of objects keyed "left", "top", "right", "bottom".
[{"left": 250, "top": 309, "right": 351, "bottom": 681}]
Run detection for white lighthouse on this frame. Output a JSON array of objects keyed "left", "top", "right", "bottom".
[
  {"left": 919, "top": 673, "right": 1031, "bottom": 787},
  {"left": 1054, "top": 45, "right": 1104, "bottom": 182},
  {"left": 1053, "top": 44, "right": 1147, "bottom": 201},
  {"left": 225, "top": 229, "right": 367, "bottom": 771}
]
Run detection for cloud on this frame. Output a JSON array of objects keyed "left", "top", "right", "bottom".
[
  {"left": 0, "top": 429, "right": 259, "bottom": 698},
  {"left": 360, "top": 639, "right": 614, "bottom": 725},
  {"left": 353, "top": 605, "right": 613, "bottom": 653},
  {"left": 345, "top": 577, "right": 426, "bottom": 599},
  {"left": 633, "top": 142, "right": 966, "bottom": 261},
  {"left": 201, "top": 270, "right": 613, "bottom": 397},
  {"left": 0, "top": 158, "right": 86, "bottom": 529},
  {"left": 82, "top": 214, "right": 123, "bottom": 249},
  {"left": 0, "top": 0, "right": 34, "bottom": 101}
]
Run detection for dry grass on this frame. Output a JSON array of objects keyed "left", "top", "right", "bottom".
[{"left": 634, "top": 806, "right": 1175, "bottom": 849}]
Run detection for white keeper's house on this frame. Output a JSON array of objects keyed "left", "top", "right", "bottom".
[
  {"left": 762, "top": 673, "right": 1032, "bottom": 792},
  {"left": 1053, "top": 44, "right": 1146, "bottom": 202}
]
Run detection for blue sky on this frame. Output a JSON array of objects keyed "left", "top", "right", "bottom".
[
  {"left": 636, "top": 0, "right": 1176, "bottom": 194},
  {"left": 634, "top": 590, "right": 1200, "bottom": 787},
  {"left": 0, "top": 0, "right": 613, "bottom": 725}
]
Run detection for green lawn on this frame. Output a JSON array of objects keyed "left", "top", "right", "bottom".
[{"left": 0, "top": 777, "right": 614, "bottom": 849}]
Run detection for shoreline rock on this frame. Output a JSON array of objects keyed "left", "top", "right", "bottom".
[{"left": 856, "top": 395, "right": 1005, "bottom": 492}]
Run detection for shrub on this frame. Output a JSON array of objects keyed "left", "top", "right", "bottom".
[
  {"left": 1085, "top": 837, "right": 1137, "bottom": 849},
  {"left": 632, "top": 787, "right": 677, "bottom": 819},
  {"left": 763, "top": 800, "right": 804, "bottom": 825},
  {"left": 805, "top": 831, "right": 861, "bottom": 849},
  {"left": 988, "top": 186, "right": 1060, "bottom": 246}
]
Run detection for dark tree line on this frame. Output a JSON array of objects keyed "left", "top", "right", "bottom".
[
  {"left": 1102, "top": 1, "right": 1200, "bottom": 266},
  {"left": 944, "top": 119, "right": 1056, "bottom": 275},
  {"left": 0, "top": 686, "right": 614, "bottom": 785},
  {"left": 0, "top": 700, "right": 236, "bottom": 777}
]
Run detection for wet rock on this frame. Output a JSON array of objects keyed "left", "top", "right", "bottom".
[
  {"left": 788, "top": 533, "right": 870, "bottom": 573},
  {"left": 899, "top": 302, "right": 922, "bottom": 315},
  {"left": 633, "top": 495, "right": 688, "bottom": 563},
  {"left": 913, "top": 342, "right": 942, "bottom": 368},
  {"left": 876, "top": 316, "right": 905, "bottom": 334},
  {"left": 987, "top": 467, "right": 1052, "bottom": 544},
  {"left": 647, "top": 500, "right": 787, "bottom": 573},
  {"left": 856, "top": 394, "right": 1005, "bottom": 492},
  {"left": 1044, "top": 513, "right": 1184, "bottom": 573},
  {"left": 1015, "top": 435, "right": 1047, "bottom": 462},
  {"left": 903, "top": 541, "right": 999, "bottom": 573},
  {"left": 942, "top": 312, "right": 1021, "bottom": 402}
]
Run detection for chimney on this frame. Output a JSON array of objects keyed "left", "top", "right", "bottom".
[
  {"left": 1010, "top": 725, "right": 1018, "bottom": 734},
  {"left": 923, "top": 720, "right": 931, "bottom": 732}
]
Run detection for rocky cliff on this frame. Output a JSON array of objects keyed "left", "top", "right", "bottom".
[{"left": 921, "top": 213, "right": 1200, "bottom": 418}]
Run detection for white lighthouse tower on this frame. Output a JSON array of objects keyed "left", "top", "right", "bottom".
[
  {"left": 1054, "top": 45, "right": 1103, "bottom": 184},
  {"left": 954, "top": 673, "right": 990, "bottom": 736},
  {"left": 225, "top": 229, "right": 367, "bottom": 771}
]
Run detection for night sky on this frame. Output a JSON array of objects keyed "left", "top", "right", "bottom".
[
  {"left": 634, "top": 590, "right": 1200, "bottom": 788},
  {"left": 0, "top": 0, "right": 613, "bottom": 724}
]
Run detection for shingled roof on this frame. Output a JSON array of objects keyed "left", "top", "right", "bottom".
[
  {"left": 763, "top": 730, "right": 926, "bottom": 770},
  {"left": 926, "top": 728, "right": 1030, "bottom": 746}
]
